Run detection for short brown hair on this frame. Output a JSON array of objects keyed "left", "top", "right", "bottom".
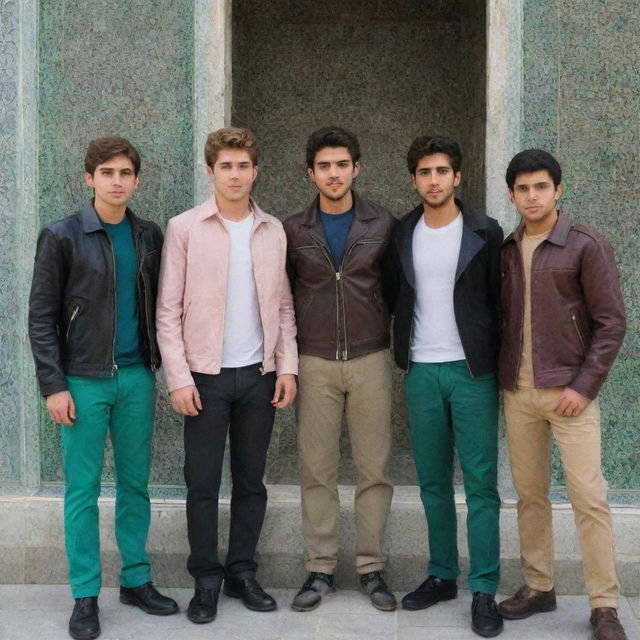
[
  {"left": 204, "top": 127, "right": 259, "bottom": 168},
  {"left": 84, "top": 136, "right": 141, "bottom": 175}
]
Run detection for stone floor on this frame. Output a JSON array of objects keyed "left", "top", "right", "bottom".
[{"left": 0, "top": 586, "right": 638, "bottom": 640}]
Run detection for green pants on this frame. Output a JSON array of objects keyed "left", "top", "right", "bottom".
[
  {"left": 62, "top": 364, "right": 155, "bottom": 598},
  {"left": 404, "top": 360, "right": 500, "bottom": 594}
]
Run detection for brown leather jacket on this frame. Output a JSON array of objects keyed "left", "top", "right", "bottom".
[
  {"left": 499, "top": 212, "right": 626, "bottom": 399},
  {"left": 284, "top": 192, "right": 396, "bottom": 360}
]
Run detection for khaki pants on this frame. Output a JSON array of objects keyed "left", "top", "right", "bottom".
[
  {"left": 503, "top": 387, "right": 620, "bottom": 608},
  {"left": 297, "top": 350, "right": 393, "bottom": 575}
]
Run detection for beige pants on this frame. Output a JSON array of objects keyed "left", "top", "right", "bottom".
[
  {"left": 297, "top": 350, "right": 393, "bottom": 575},
  {"left": 503, "top": 387, "right": 620, "bottom": 608}
]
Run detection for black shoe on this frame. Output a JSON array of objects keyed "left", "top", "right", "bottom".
[
  {"left": 187, "top": 585, "right": 220, "bottom": 624},
  {"left": 119, "top": 581, "right": 179, "bottom": 616},
  {"left": 291, "top": 572, "right": 335, "bottom": 611},
  {"left": 359, "top": 571, "right": 397, "bottom": 611},
  {"left": 472, "top": 592, "right": 503, "bottom": 638},
  {"left": 401, "top": 576, "right": 458, "bottom": 610},
  {"left": 68, "top": 597, "right": 100, "bottom": 640},
  {"left": 223, "top": 577, "right": 277, "bottom": 612}
]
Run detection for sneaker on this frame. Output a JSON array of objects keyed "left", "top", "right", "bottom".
[
  {"left": 291, "top": 572, "right": 335, "bottom": 612},
  {"left": 359, "top": 571, "right": 397, "bottom": 611}
]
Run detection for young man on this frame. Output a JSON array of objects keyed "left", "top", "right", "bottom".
[
  {"left": 28, "top": 136, "right": 178, "bottom": 640},
  {"left": 498, "top": 150, "right": 627, "bottom": 640},
  {"left": 284, "top": 126, "right": 396, "bottom": 612},
  {"left": 386, "top": 136, "right": 503, "bottom": 637},
  {"left": 156, "top": 127, "right": 297, "bottom": 624}
]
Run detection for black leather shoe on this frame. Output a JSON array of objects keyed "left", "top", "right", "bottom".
[
  {"left": 401, "top": 576, "right": 457, "bottom": 610},
  {"left": 223, "top": 577, "right": 277, "bottom": 612},
  {"left": 187, "top": 585, "right": 220, "bottom": 624},
  {"left": 472, "top": 592, "right": 504, "bottom": 637},
  {"left": 68, "top": 596, "right": 100, "bottom": 640},
  {"left": 119, "top": 581, "right": 179, "bottom": 615}
]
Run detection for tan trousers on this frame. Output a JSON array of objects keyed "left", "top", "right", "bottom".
[
  {"left": 297, "top": 350, "right": 393, "bottom": 575},
  {"left": 503, "top": 387, "right": 620, "bottom": 608}
]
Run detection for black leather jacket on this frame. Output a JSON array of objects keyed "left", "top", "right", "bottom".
[
  {"left": 385, "top": 199, "right": 503, "bottom": 376},
  {"left": 28, "top": 203, "right": 163, "bottom": 396}
]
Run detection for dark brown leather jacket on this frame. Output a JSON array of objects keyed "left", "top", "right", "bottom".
[
  {"left": 499, "top": 212, "right": 626, "bottom": 399},
  {"left": 284, "top": 192, "right": 396, "bottom": 360}
]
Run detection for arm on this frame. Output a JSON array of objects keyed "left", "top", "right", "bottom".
[
  {"left": 567, "top": 236, "right": 626, "bottom": 400},
  {"left": 381, "top": 227, "right": 401, "bottom": 315},
  {"left": 28, "top": 229, "right": 67, "bottom": 397},
  {"left": 156, "top": 217, "right": 201, "bottom": 414},
  {"left": 273, "top": 232, "right": 298, "bottom": 408}
]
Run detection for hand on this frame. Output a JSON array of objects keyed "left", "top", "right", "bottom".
[
  {"left": 554, "top": 387, "right": 590, "bottom": 417},
  {"left": 170, "top": 385, "right": 203, "bottom": 416},
  {"left": 272, "top": 373, "right": 297, "bottom": 409},
  {"left": 46, "top": 390, "right": 76, "bottom": 426}
]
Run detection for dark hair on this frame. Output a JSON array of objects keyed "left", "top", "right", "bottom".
[
  {"left": 407, "top": 135, "right": 462, "bottom": 175},
  {"left": 205, "top": 127, "right": 259, "bottom": 168},
  {"left": 505, "top": 149, "right": 562, "bottom": 190},
  {"left": 306, "top": 126, "right": 361, "bottom": 169},
  {"left": 84, "top": 136, "right": 141, "bottom": 176}
]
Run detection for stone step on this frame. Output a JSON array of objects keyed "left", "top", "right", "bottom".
[{"left": 1, "top": 487, "right": 638, "bottom": 594}]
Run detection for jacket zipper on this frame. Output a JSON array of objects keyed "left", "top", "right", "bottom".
[
  {"left": 570, "top": 311, "right": 587, "bottom": 353},
  {"left": 66, "top": 305, "right": 80, "bottom": 341}
]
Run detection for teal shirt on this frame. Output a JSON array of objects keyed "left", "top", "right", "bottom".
[{"left": 102, "top": 216, "right": 144, "bottom": 365}]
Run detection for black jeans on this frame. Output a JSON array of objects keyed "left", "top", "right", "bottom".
[{"left": 184, "top": 364, "right": 276, "bottom": 585}]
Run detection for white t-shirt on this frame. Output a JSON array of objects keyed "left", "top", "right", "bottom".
[
  {"left": 410, "top": 213, "right": 466, "bottom": 363},
  {"left": 221, "top": 214, "right": 264, "bottom": 367}
]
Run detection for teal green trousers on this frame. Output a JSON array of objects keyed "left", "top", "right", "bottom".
[
  {"left": 404, "top": 360, "right": 500, "bottom": 594},
  {"left": 62, "top": 364, "right": 155, "bottom": 598}
]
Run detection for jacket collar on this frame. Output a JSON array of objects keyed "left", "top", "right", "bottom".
[
  {"left": 299, "top": 190, "right": 376, "bottom": 227},
  {"left": 197, "top": 195, "right": 275, "bottom": 226},
  {"left": 504, "top": 210, "right": 573, "bottom": 247},
  {"left": 81, "top": 201, "right": 139, "bottom": 233}
]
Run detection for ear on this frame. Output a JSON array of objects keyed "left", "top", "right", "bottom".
[
  {"left": 84, "top": 172, "right": 95, "bottom": 188},
  {"left": 307, "top": 167, "right": 316, "bottom": 185},
  {"left": 508, "top": 189, "right": 515, "bottom": 204},
  {"left": 353, "top": 161, "right": 361, "bottom": 178},
  {"left": 453, "top": 171, "right": 461, "bottom": 188},
  {"left": 252, "top": 164, "right": 258, "bottom": 183},
  {"left": 206, "top": 165, "right": 214, "bottom": 177},
  {"left": 410, "top": 173, "right": 417, "bottom": 190},
  {"left": 555, "top": 183, "right": 563, "bottom": 200}
]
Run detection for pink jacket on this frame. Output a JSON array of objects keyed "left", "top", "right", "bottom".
[{"left": 156, "top": 197, "right": 298, "bottom": 391}]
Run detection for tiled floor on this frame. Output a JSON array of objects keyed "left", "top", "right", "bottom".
[{"left": 0, "top": 586, "right": 638, "bottom": 640}]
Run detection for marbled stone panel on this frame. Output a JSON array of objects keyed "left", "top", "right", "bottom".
[
  {"left": 521, "top": 0, "right": 640, "bottom": 496},
  {"left": 37, "top": 0, "right": 195, "bottom": 486}
]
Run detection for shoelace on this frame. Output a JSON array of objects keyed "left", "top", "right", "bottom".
[{"left": 304, "top": 572, "right": 333, "bottom": 590}]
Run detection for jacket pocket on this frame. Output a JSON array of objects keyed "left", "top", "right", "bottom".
[
  {"left": 570, "top": 310, "right": 587, "bottom": 354},
  {"left": 65, "top": 300, "right": 83, "bottom": 342}
]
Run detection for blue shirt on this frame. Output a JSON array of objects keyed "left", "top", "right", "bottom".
[
  {"left": 102, "top": 216, "right": 143, "bottom": 365},
  {"left": 320, "top": 208, "right": 354, "bottom": 268}
]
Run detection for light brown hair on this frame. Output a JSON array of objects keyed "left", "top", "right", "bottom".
[{"left": 204, "top": 127, "right": 259, "bottom": 168}]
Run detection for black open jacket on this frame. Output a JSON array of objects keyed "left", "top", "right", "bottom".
[
  {"left": 384, "top": 199, "right": 503, "bottom": 376},
  {"left": 28, "top": 202, "right": 163, "bottom": 396}
]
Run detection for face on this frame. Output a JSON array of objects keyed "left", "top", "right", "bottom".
[
  {"left": 308, "top": 146, "right": 360, "bottom": 203},
  {"left": 207, "top": 148, "right": 258, "bottom": 203},
  {"left": 509, "top": 169, "right": 562, "bottom": 231},
  {"left": 411, "top": 153, "right": 460, "bottom": 208},
  {"left": 84, "top": 155, "right": 138, "bottom": 209}
]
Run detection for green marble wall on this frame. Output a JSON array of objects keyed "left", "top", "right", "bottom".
[
  {"left": 38, "top": 0, "right": 195, "bottom": 488},
  {"left": 521, "top": 0, "right": 639, "bottom": 499}
]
